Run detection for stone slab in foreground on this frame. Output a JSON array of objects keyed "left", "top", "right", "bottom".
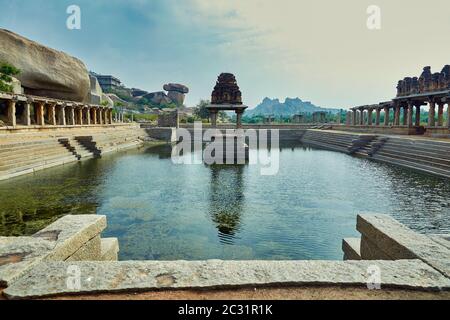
[
  {"left": 0, "top": 215, "right": 107, "bottom": 286},
  {"left": 4, "top": 259, "right": 450, "bottom": 299},
  {"left": 357, "top": 214, "right": 450, "bottom": 278}
]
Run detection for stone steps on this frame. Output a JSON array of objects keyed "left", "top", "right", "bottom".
[
  {"left": 0, "top": 144, "right": 69, "bottom": 162},
  {"left": 377, "top": 147, "right": 450, "bottom": 167},
  {"left": 374, "top": 151, "right": 450, "bottom": 173},
  {"left": 0, "top": 140, "right": 61, "bottom": 153},
  {"left": 369, "top": 137, "right": 450, "bottom": 177},
  {"left": 381, "top": 143, "right": 450, "bottom": 160},
  {"left": 383, "top": 139, "right": 450, "bottom": 155},
  {"left": 371, "top": 154, "right": 450, "bottom": 179},
  {"left": 302, "top": 131, "right": 377, "bottom": 156},
  {"left": 0, "top": 153, "right": 77, "bottom": 173},
  {"left": 58, "top": 138, "right": 95, "bottom": 160},
  {"left": 0, "top": 126, "right": 143, "bottom": 181},
  {"left": 0, "top": 155, "right": 79, "bottom": 181}
]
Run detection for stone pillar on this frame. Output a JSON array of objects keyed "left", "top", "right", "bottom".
[
  {"left": 359, "top": 109, "right": 364, "bottom": 125},
  {"left": 447, "top": 104, "right": 450, "bottom": 129},
  {"left": 7, "top": 100, "right": 16, "bottom": 127},
  {"left": 415, "top": 105, "right": 421, "bottom": 127},
  {"left": 428, "top": 102, "right": 436, "bottom": 127},
  {"left": 77, "top": 107, "right": 83, "bottom": 125},
  {"left": 48, "top": 104, "right": 56, "bottom": 126},
  {"left": 36, "top": 102, "right": 45, "bottom": 126},
  {"left": 86, "top": 107, "right": 91, "bottom": 125},
  {"left": 92, "top": 108, "right": 97, "bottom": 125},
  {"left": 23, "top": 101, "right": 31, "bottom": 126},
  {"left": 58, "top": 105, "right": 66, "bottom": 126},
  {"left": 210, "top": 110, "right": 218, "bottom": 128},
  {"left": 109, "top": 109, "right": 113, "bottom": 124},
  {"left": 367, "top": 108, "right": 373, "bottom": 126},
  {"left": 407, "top": 102, "right": 414, "bottom": 128},
  {"left": 352, "top": 110, "right": 356, "bottom": 125},
  {"left": 236, "top": 110, "right": 243, "bottom": 129},
  {"left": 437, "top": 103, "right": 444, "bottom": 127},
  {"left": 384, "top": 107, "right": 390, "bottom": 126},
  {"left": 402, "top": 107, "right": 408, "bottom": 126},
  {"left": 69, "top": 106, "right": 75, "bottom": 125},
  {"left": 98, "top": 109, "right": 102, "bottom": 125},
  {"left": 375, "top": 108, "right": 380, "bottom": 126},
  {"left": 394, "top": 105, "right": 400, "bottom": 126}
]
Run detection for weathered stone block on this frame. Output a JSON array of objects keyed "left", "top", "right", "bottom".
[
  {"left": 360, "top": 235, "right": 393, "bottom": 260},
  {"left": 0, "top": 237, "right": 54, "bottom": 286},
  {"left": 66, "top": 236, "right": 101, "bottom": 262},
  {"left": 0, "top": 215, "right": 107, "bottom": 286},
  {"left": 4, "top": 260, "right": 450, "bottom": 299},
  {"left": 342, "top": 238, "right": 361, "bottom": 260},
  {"left": 357, "top": 214, "right": 450, "bottom": 278},
  {"left": 36, "top": 215, "right": 107, "bottom": 261},
  {"left": 100, "top": 238, "right": 119, "bottom": 261}
]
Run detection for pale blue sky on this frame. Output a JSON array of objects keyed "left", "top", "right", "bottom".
[{"left": 1, "top": 0, "right": 449, "bottom": 109}]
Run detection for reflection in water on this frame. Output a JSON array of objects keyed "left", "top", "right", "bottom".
[{"left": 208, "top": 165, "right": 245, "bottom": 244}]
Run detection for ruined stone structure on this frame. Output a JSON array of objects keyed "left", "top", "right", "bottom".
[
  {"left": 264, "top": 115, "right": 275, "bottom": 124},
  {"left": 347, "top": 65, "right": 450, "bottom": 131},
  {"left": 0, "top": 92, "right": 118, "bottom": 128},
  {"left": 397, "top": 66, "right": 450, "bottom": 97},
  {"left": 211, "top": 73, "right": 242, "bottom": 105},
  {"left": 292, "top": 114, "right": 304, "bottom": 123},
  {"left": 312, "top": 111, "right": 327, "bottom": 123},
  {"left": 157, "top": 110, "right": 179, "bottom": 128},
  {"left": 207, "top": 73, "right": 248, "bottom": 128}
]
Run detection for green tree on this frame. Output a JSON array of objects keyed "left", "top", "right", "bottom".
[
  {"left": 194, "top": 100, "right": 211, "bottom": 120},
  {"left": 0, "top": 61, "right": 20, "bottom": 93}
]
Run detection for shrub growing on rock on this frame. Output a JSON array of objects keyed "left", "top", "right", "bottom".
[{"left": 0, "top": 61, "right": 20, "bottom": 93}]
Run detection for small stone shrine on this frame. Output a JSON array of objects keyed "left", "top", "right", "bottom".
[{"left": 207, "top": 73, "right": 248, "bottom": 128}]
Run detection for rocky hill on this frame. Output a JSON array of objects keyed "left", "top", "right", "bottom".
[{"left": 245, "top": 97, "right": 340, "bottom": 117}]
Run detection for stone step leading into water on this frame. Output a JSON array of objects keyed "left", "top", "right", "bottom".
[{"left": 356, "top": 214, "right": 450, "bottom": 278}]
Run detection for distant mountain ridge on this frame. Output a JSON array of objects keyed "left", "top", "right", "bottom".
[{"left": 245, "top": 97, "right": 340, "bottom": 117}]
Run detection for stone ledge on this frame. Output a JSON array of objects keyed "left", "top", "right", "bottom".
[
  {"left": 66, "top": 236, "right": 101, "bottom": 262},
  {"left": 36, "top": 215, "right": 106, "bottom": 261},
  {"left": 342, "top": 238, "right": 361, "bottom": 260},
  {"left": 100, "top": 238, "right": 119, "bottom": 262},
  {"left": 0, "top": 215, "right": 106, "bottom": 286},
  {"left": 357, "top": 214, "right": 450, "bottom": 278},
  {"left": 4, "top": 259, "right": 449, "bottom": 299}
]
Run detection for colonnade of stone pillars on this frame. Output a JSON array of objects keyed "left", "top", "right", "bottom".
[
  {"left": 350, "top": 99, "right": 450, "bottom": 129},
  {"left": 1, "top": 93, "right": 117, "bottom": 128}
]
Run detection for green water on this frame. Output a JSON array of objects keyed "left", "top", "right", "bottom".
[{"left": 0, "top": 143, "right": 449, "bottom": 260}]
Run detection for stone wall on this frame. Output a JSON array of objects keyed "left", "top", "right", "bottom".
[{"left": 157, "top": 111, "right": 179, "bottom": 128}]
